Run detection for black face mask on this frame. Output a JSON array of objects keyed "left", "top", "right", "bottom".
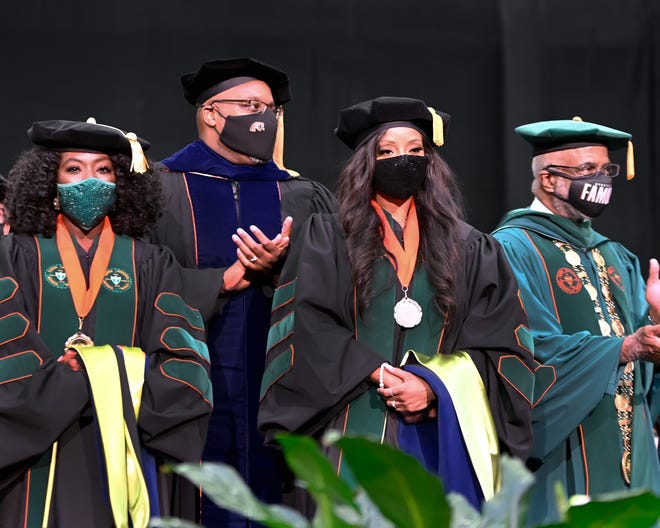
[
  {"left": 373, "top": 155, "right": 427, "bottom": 199},
  {"left": 216, "top": 108, "right": 278, "bottom": 162},
  {"left": 555, "top": 171, "right": 613, "bottom": 218}
]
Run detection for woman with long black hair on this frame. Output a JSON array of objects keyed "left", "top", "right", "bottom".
[{"left": 259, "top": 97, "right": 536, "bottom": 512}]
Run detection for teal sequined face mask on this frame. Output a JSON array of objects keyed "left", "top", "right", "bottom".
[{"left": 57, "top": 178, "right": 117, "bottom": 231}]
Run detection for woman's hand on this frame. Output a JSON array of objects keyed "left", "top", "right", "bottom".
[
  {"left": 376, "top": 364, "right": 437, "bottom": 422},
  {"left": 57, "top": 349, "right": 83, "bottom": 372},
  {"left": 368, "top": 363, "right": 404, "bottom": 387}
]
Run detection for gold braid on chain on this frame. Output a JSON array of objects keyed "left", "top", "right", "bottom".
[{"left": 553, "top": 241, "right": 634, "bottom": 485}]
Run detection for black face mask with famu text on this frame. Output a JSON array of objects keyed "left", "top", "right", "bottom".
[
  {"left": 372, "top": 155, "right": 427, "bottom": 199},
  {"left": 555, "top": 171, "right": 613, "bottom": 218}
]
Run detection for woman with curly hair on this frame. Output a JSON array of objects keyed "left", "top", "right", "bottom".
[
  {"left": 259, "top": 97, "right": 536, "bottom": 512},
  {"left": 0, "top": 174, "right": 8, "bottom": 235},
  {"left": 0, "top": 119, "right": 216, "bottom": 527}
]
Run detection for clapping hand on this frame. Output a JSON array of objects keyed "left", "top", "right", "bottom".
[
  {"left": 646, "top": 258, "right": 660, "bottom": 322},
  {"left": 233, "top": 216, "right": 292, "bottom": 272}
]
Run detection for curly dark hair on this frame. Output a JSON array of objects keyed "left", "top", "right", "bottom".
[
  {"left": 6, "top": 147, "right": 163, "bottom": 238},
  {"left": 337, "top": 131, "right": 465, "bottom": 322}
]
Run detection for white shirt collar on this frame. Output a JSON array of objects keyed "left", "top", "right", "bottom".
[{"left": 529, "top": 197, "right": 554, "bottom": 214}]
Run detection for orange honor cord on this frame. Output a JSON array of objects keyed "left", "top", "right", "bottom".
[
  {"left": 56, "top": 215, "right": 115, "bottom": 333},
  {"left": 370, "top": 199, "right": 423, "bottom": 328},
  {"left": 370, "top": 199, "right": 420, "bottom": 288}
]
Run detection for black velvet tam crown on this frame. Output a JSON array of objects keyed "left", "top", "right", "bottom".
[
  {"left": 181, "top": 57, "right": 291, "bottom": 106},
  {"left": 334, "top": 96, "right": 451, "bottom": 150}
]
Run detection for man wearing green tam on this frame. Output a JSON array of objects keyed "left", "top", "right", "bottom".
[{"left": 492, "top": 117, "right": 660, "bottom": 525}]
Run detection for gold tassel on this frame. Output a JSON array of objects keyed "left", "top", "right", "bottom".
[
  {"left": 124, "top": 132, "right": 149, "bottom": 174},
  {"left": 272, "top": 110, "right": 299, "bottom": 177},
  {"left": 427, "top": 107, "right": 444, "bottom": 147},
  {"left": 86, "top": 117, "right": 148, "bottom": 174},
  {"left": 626, "top": 140, "right": 635, "bottom": 180},
  {"left": 273, "top": 110, "right": 285, "bottom": 169}
]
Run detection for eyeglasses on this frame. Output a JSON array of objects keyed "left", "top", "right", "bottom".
[
  {"left": 207, "top": 99, "right": 284, "bottom": 118},
  {"left": 543, "top": 162, "right": 620, "bottom": 179}
]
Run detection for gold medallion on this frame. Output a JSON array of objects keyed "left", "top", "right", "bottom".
[
  {"left": 593, "top": 250, "right": 605, "bottom": 267},
  {"left": 601, "top": 284, "right": 611, "bottom": 298},
  {"left": 564, "top": 249, "right": 582, "bottom": 267},
  {"left": 584, "top": 283, "right": 598, "bottom": 301},
  {"left": 621, "top": 451, "right": 632, "bottom": 486},
  {"left": 598, "top": 319, "right": 612, "bottom": 336},
  {"left": 612, "top": 320, "right": 625, "bottom": 337}
]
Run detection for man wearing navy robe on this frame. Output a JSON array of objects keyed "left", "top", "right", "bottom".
[{"left": 151, "top": 58, "right": 338, "bottom": 527}]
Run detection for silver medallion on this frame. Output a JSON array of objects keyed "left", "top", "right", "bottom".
[
  {"left": 393, "top": 297, "right": 423, "bottom": 328},
  {"left": 64, "top": 331, "right": 94, "bottom": 349}
]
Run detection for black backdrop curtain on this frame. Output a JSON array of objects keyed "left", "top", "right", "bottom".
[{"left": 1, "top": 0, "right": 659, "bottom": 264}]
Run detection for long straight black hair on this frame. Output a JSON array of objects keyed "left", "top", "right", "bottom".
[{"left": 337, "top": 130, "right": 465, "bottom": 322}]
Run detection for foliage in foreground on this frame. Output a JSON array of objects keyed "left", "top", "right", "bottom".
[{"left": 149, "top": 432, "right": 660, "bottom": 528}]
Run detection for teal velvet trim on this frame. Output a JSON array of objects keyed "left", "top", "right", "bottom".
[
  {"left": 515, "top": 324, "right": 534, "bottom": 354},
  {"left": 0, "top": 313, "right": 30, "bottom": 345},
  {"left": 0, "top": 350, "right": 42, "bottom": 383},
  {"left": 0, "top": 276, "right": 18, "bottom": 302},
  {"left": 161, "top": 327, "right": 210, "bottom": 362},
  {"left": 155, "top": 292, "right": 204, "bottom": 330},
  {"left": 498, "top": 355, "right": 534, "bottom": 404},
  {"left": 161, "top": 358, "right": 213, "bottom": 404},
  {"left": 267, "top": 312, "right": 294, "bottom": 351},
  {"left": 272, "top": 279, "right": 297, "bottom": 311},
  {"left": 260, "top": 344, "right": 293, "bottom": 399}
]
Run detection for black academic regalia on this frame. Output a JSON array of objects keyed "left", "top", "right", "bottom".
[
  {"left": 258, "top": 213, "right": 536, "bottom": 512},
  {"left": 0, "top": 233, "right": 213, "bottom": 527},
  {"left": 150, "top": 163, "right": 338, "bottom": 528}
]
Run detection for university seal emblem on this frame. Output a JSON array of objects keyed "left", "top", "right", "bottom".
[
  {"left": 102, "top": 268, "right": 133, "bottom": 293},
  {"left": 44, "top": 264, "right": 69, "bottom": 289},
  {"left": 556, "top": 267, "right": 582, "bottom": 294},
  {"left": 607, "top": 266, "right": 624, "bottom": 291}
]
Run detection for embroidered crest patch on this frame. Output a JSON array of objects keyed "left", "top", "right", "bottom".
[
  {"left": 556, "top": 267, "right": 582, "bottom": 294},
  {"left": 44, "top": 264, "right": 69, "bottom": 289},
  {"left": 608, "top": 266, "right": 624, "bottom": 291},
  {"left": 102, "top": 268, "right": 133, "bottom": 293}
]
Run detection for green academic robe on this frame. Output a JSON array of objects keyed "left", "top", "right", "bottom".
[
  {"left": 493, "top": 209, "right": 660, "bottom": 525},
  {"left": 259, "top": 212, "right": 537, "bottom": 514},
  {"left": 0, "top": 231, "right": 213, "bottom": 527}
]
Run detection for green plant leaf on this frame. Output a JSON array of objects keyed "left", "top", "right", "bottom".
[
  {"left": 333, "top": 435, "right": 451, "bottom": 528},
  {"left": 354, "top": 489, "right": 395, "bottom": 528},
  {"left": 277, "top": 433, "right": 357, "bottom": 507},
  {"left": 560, "top": 489, "right": 660, "bottom": 528},
  {"left": 277, "top": 433, "right": 362, "bottom": 527},
  {"left": 168, "top": 462, "right": 308, "bottom": 528},
  {"left": 481, "top": 455, "right": 534, "bottom": 527},
  {"left": 148, "top": 517, "right": 200, "bottom": 528}
]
